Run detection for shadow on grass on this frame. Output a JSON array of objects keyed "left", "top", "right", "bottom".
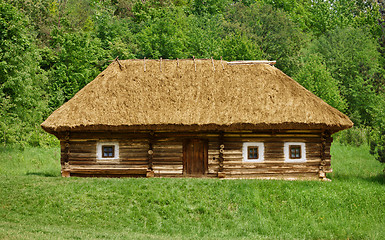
[
  {"left": 26, "top": 172, "right": 60, "bottom": 177},
  {"left": 331, "top": 173, "right": 385, "bottom": 184},
  {"left": 363, "top": 173, "right": 385, "bottom": 184}
]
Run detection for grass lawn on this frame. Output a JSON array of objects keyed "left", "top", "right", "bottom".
[{"left": 0, "top": 143, "right": 384, "bottom": 239}]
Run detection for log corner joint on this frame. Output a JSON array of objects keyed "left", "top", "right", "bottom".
[
  {"left": 147, "top": 131, "right": 155, "bottom": 177},
  {"left": 218, "top": 131, "right": 225, "bottom": 178}
]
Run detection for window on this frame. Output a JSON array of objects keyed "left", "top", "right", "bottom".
[
  {"left": 97, "top": 142, "right": 119, "bottom": 161},
  {"left": 284, "top": 142, "right": 306, "bottom": 162},
  {"left": 102, "top": 145, "right": 115, "bottom": 158},
  {"left": 289, "top": 145, "right": 301, "bottom": 159},
  {"left": 243, "top": 142, "right": 264, "bottom": 162},
  {"left": 248, "top": 146, "right": 259, "bottom": 159}
]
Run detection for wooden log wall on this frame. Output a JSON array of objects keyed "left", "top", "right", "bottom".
[
  {"left": 152, "top": 140, "right": 183, "bottom": 177},
  {"left": 59, "top": 130, "right": 333, "bottom": 180},
  {"left": 209, "top": 131, "right": 331, "bottom": 180}
]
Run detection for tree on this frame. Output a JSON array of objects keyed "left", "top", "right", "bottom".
[
  {"left": 47, "top": 28, "right": 107, "bottom": 109},
  {"left": 307, "top": 26, "right": 384, "bottom": 126},
  {"left": 219, "top": 34, "right": 264, "bottom": 61},
  {"left": 136, "top": 8, "right": 189, "bottom": 59},
  {"left": 185, "top": 14, "right": 223, "bottom": 59},
  {"left": 294, "top": 54, "right": 347, "bottom": 112},
  {"left": 222, "top": 3, "right": 305, "bottom": 74},
  {"left": 0, "top": 2, "right": 48, "bottom": 145}
]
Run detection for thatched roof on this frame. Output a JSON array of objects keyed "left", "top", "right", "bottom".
[{"left": 41, "top": 59, "right": 353, "bottom": 134}]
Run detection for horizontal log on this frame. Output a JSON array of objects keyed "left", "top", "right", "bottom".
[
  {"left": 223, "top": 163, "right": 324, "bottom": 169},
  {"left": 153, "top": 162, "right": 183, "bottom": 166},
  {"left": 154, "top": 133, "right": 219, "bottom": 138},
  {"left": 69, "top": 161, "right": 96, "bottom": 165},
  {"left": 119, "top": 146, "right": 148, "bottom": 151},
  {"left": 69, "top": 160, "right": 149, "bottom": 165},
  {"left": 152, "top": 165, "right": 183, "bottom": 170},
  {"left": 68, "top": 132, "right": 149, "bottom": 139},
  {"left": 223, "top": 138, "right": 322, "bottom": 143},
  {"left": 153, "top": 153, "right": 183, "bottom": 158},
  {"left": 152, "top": 157, "right": 182, "bottom": 161},
  {"left": 153, "top": 149, "right": 183, "bottom": 154},
  {"left": 68, "top": 157, "right": 96, "bottom": 161},
  {"left": 153, "top": 173, "right": 184, "bottom": 177},
  {"left": 153, "top": 140, "right": 184, "bottom": 145},
  {"left": 67, "top": 143, "right": 96, "bottom": 150},
  {"left": 223, "top": 168, "right": 319, "bottom": 174},
  {"left": 153, "top": 144, "right": 183, "bottom": 149},
  {"left": 223, "top": 134, "right": 321, "bottom": 138},
  {"left": 120, "top": 157, "right": 148, "bottom": 162},
  {"left": 69, "top": 153, "right": 97, "bottom": 158},
  {"left": 264, "top": 153, "right": 285, "bottom": 157},
  {"left": 69, "top": 168, "right": 148, "bottom": 175},
  {"left": 208, "top": 169, "right": 218, "bottom": 174},
  {"left": 225, "top": 173, "right": 319, "bottom": 180},
  {"left": 120, "top": 153, "right": 148, "bottom": 158},
  {"left": 70, "top": 164, "right": 148, "bottom": 169},
  {"left": 153, "top": 170, "right": 183, "bottom": 174},
  {"left": 68, "top": 149, "right": 96, "bottom": 154},
  {"left": 208, "top": 159, "right": 220, "bottom": 164}
]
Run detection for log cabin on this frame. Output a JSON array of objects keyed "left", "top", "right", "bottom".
[{"left": 41, "top": 59, "right": 353, "bottom": 180}]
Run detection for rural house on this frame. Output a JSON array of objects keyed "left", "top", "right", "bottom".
[{"left": 41, "top": 59, "right": 353, "bottom": 180}]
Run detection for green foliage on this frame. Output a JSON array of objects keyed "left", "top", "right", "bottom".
[
  {"left": 1, "top": 0, "right": 385, "bottom": 166},
  {"left": 370, "top": 127, "right": 385, "bottom": 165},
  {"left": 47, "top": 29, "right": 107, "bottom": 108},
  {"left": 192, "top": 0, "right": 233, "bottom": 15},
  {"left": 136, "top": 8, "right": 189, "bottom": 58},
  {"left": 219, "top": 34, "right": 264, "bottom": 61},
  {"left": 222, "top": 3, "right": 305, "bottom": 74},
  {"left": 294, "top": 54, "right": 347, "bottom": 112},
  {"left": 0, "top": 2, "right": 48, "bottom": 146},
  {"left": 333, "top": 127, "right": 371, "bottom": 147},
  {"left": 307, "top": 26, "right": 384, "bottom": 126},
  {"left": 185, "top": 15, "right": 223, "bottom": 58}
]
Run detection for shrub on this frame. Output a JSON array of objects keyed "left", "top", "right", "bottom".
[
  {"left": 369, "top": 127, "right": 385, "bottom": 167},
  {"left": 334, "top": 127, "right": 370, "bottom": 147}
]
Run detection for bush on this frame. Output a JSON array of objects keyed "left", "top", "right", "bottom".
[
  {"left": 334, "top": 127, "right": 371, "bottom": 147},
  {"left": 369, "top": 127, "right": 385, "bottom": 166}
]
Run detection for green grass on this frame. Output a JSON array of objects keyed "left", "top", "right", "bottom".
[
  {"left": 0, "top": 143, "right": 384, "bottom": 239},
  {"left": 0, "top": 146, "right": 61, "bottom": 177}
]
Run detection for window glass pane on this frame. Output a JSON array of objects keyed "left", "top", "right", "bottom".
[
  {"left": 248, "top": 146, "right": 258, "bottom": 159},
  {"left": 290, "top": 146, "right": 301, "bottom": 159},
  {"left": 102, "top": 146, "right": 114, "bottom": 158}
]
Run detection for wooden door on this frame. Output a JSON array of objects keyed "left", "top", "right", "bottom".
[{"left": 183, "top": 139, "right": 208, "bottom": 176}]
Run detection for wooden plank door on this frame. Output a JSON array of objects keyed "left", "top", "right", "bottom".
[{"left": 183, "top": 139, "right": 208, "bottom": 176}]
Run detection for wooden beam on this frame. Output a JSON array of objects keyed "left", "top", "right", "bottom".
[
  {"left": 115, "top": 56, "right": 123, "bottom": 70},
  {"left": 227, "top": 60, "right": 276, "bottom": 65},
  {"left": 147, "top": 131, "right": 154, "bottom": 171}
]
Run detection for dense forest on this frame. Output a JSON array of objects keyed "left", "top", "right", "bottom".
[{"left": 0, "top": 0, "right": 385, "bottom": 163}]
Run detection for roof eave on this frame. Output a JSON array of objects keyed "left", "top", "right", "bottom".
[{"left": 41, "top": 122, "right": 353, "bottom": 136}]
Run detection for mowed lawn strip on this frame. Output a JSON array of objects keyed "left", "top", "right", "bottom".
[{"left": 0, "top": 143, "right": 384, "bottom": 239}]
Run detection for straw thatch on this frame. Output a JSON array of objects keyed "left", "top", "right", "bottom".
[{"left": 41, "top": 59, "right": 353, "bottom": 134}]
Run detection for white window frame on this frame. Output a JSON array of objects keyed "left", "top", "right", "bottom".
[
  {"left": 242, "top": 142, "right": 264, "bottom": 162},
  {"left": 284, "top": 142, "right": 306, "bottom": 162},
  {"left": 96, "top": 142, "right": 119, "bottom": 161}
]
